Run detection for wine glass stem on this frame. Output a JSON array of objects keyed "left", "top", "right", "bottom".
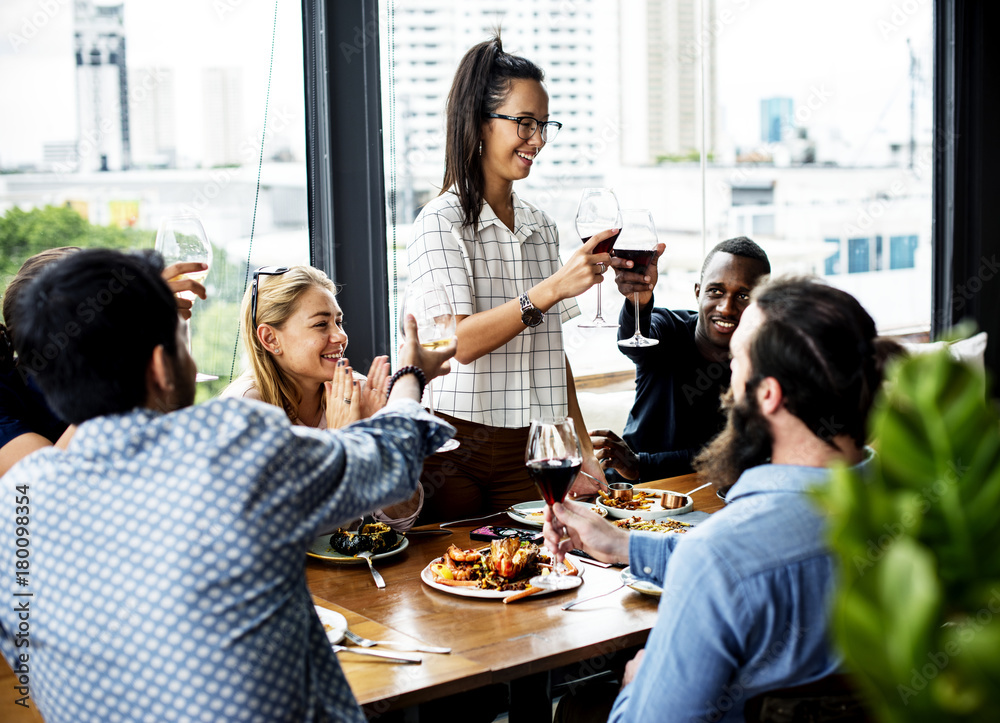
[
  {"left": 425, "top": 379, "right": 435, "bottom": 415},
  {"left": 595, "top": 283, "right": 604, "bottom": 321},
  {"left": 632, "top": 292, "right": 642, "bottom": 340}
]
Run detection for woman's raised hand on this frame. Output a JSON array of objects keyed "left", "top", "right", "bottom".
[
  {"left": 359, "top": 355, "right": 390, "bottom": 418},
  {"left": 396, "top": 314, "right": 456, "bottom": 390},
  {"left": 324, "top": 361, "right": 361, "bottom": 429},
  {"left": 548, "top": 230, "right": 615, "bottom": 301}
]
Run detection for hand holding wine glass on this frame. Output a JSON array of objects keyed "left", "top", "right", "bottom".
[
  {"left": 400, "top": 281, "right": 460, "bottom": 452},
  {"left": 575, "top": 188, "right": 622, "bottom": 328},
  {"left": 526, "top": 416, "right": 585, "bottom": 591},
  {"left": 616, "top": 210, "right": 660, "bottom": 348}
]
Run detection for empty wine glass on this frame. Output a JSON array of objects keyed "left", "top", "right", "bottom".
[
  {"left": 155, "top": 214, "right": 215, "bottom": 380},
  {"left": 575, "top": 188, "right": 621, "bottom": 328},
  {"left": 617, "top": 210, "right": 660, "bottom": 348},
  {"left": 526, "top": 416, "right": 584, "bottom": 591},
  {"left": 400, "top": 281, "right": 460, "bottom": 452}
]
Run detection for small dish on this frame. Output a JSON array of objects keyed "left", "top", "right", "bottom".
[{"left": 619, "top": 566, "right": 663, "bottom": 597}]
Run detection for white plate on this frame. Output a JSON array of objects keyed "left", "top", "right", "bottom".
[
  {"left": 420, "top": 554, "right": 584, "bottom": 600},
  {"left": 620, "top": 566, "right": 663, "bottom": 597},
  {"left": 306, "top": 534, "right": 409, "bottom": 564},
  {"left": 314, "top": 605, "right": 348, "bottom": 643},
  {"left": 596, "top": 489, "right": 694, "bottom": 520},
  {"left": 507, "top": 501, "right": 608, "bottom": 528}
]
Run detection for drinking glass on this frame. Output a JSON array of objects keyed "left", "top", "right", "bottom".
[
  {"left": 575, "top": 188, "right": 622, "bottom": 328},
  {"left": 155, "top": 214, "right": 216, "bottom": 380},
  {"left": 400, "top": 281, "right": 460, "bottom": 452},
  {"left": 616, "top": 209, "right": 659, "bottom": 348},
  {"left": 525, "top": 416, "right": 584, "bottom": 591}
]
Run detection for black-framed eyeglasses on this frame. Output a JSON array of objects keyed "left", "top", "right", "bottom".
[
  {"left": 485, "top": 113, "right": 562, "bottom": 143},
  {"left": 250, "top": 266, "right": 290, "bottom": 330}
]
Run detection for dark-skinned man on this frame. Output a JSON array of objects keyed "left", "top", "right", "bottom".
[{"left": 592, "top": 237, "right": 770, "bottom": 481}]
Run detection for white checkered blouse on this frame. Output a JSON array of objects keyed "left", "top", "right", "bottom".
[{"left": 408, "top": 191, "right": 581, "bottom": 428}]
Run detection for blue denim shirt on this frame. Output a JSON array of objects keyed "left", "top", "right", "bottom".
[{"left": 609, "top": 453, "right": 872, "bottom": 722}]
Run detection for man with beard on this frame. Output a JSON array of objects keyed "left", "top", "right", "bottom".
[
  {"left": 591, "top": 237, "right": 770, "bottom": 481},
  {"left": 0, "top": 249, "right": 456, "bottom": 723},
  {"left": 547, "top": 276, "right": 900, "bottom": 722}
]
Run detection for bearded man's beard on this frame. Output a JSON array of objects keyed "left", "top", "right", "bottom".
[{"left": 693, "top": 386, "right": 774, "bottom": 491}]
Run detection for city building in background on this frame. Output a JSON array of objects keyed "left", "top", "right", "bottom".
[
  {"left": 74, "top": 0, "right": 130, "bottom": 172},
  {"left": 760, "top": 96, "right": 793, "bottom": 143},
  {"left": 202, "top": 68, "right": 245, "bottom": 168},
  {"left": 128, "top": 66, "right": 177, "bottom": 169}
]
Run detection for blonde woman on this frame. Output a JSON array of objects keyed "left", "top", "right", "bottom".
[{"left": 222, "top": 265, "right": 421, "bottom": 528}]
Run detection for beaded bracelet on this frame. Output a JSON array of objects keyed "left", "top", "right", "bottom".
[{"left": 386, "top": 365, "right": 427, "bottom": 400}]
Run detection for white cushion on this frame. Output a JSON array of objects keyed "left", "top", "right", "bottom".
[{"left": 902, "top": 331, "right": 988, "bottom": 372}]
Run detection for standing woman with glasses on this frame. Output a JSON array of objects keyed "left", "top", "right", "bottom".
[
  {"left": 221, "top": 265, "right": 423, "bottom": 529},
  {"left": 408, "top": 33, "right": 612, "bottom": 523}
]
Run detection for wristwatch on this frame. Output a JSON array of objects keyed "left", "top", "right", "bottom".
[{"left": 519, "top": 292, "right": 544, "bottom": 327}]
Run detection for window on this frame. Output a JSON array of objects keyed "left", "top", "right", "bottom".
[
  {"left": 890, "top": 234, "right": 919, "bottom": 269},
  {"left": 824, "top": 238, "right": 842, "bottom": 275},
  {"left": 0, "top": 0, "right": 309, "bottom": 401},
  {"left": 848, "top": 238, "right": 871, "bottom": 274}
]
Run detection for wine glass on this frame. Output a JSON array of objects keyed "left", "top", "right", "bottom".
[
  {"left": 400, "top": 281, "right": 460, "bottom": 452},
  {"left": 575, "top": 188, "right": 622, "bottom": 328},
  {"left": 155, "top": 214, "right": 215, "bottom": 380},
  {"left": 525, "top": 416, "right": 585, "bottom": 591},
  {"left": 616, "top": 210, "right": 660, "bottom": 348}
]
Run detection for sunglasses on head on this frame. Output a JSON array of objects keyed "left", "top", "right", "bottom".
[{"left": 250, "top": 266, "right": 290, "bottom": 330}]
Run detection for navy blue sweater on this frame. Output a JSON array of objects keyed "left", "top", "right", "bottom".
[{"left": 617, "top": 299, "right": 730, "bottom": 480}]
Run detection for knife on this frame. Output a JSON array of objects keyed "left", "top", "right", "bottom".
[{"left": 331, "top": 644, "right": 422, "bottom": 664}]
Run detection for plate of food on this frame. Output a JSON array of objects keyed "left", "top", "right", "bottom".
[
  {"left": 507, "top": 501, "right": 608, "bottom": 528},
  {"left": 596, "top": 489, "right": 694, "bottom": 520},
  {"left": 314, "top": 605, "right": 348, "bottom": 643},
  {"left": 613, "top": 516, "right": 694, "bottom": 534},
  {"left": 421, "top": 537, "right": 582, "bottom": 600},
  {"left": 619, "top": 566, "right": 663, "bottom": 597},
  {"left": 307, "top": 523, "right": 409, "bottom": 564}
]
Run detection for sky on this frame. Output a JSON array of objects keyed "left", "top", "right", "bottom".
[{"left": 0, "top": 0, "right": 933, "bottom": 169}]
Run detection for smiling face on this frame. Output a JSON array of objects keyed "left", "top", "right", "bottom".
[
  {"left": 265, "top": 286, "right": 347, "bottom": 392},
  {"left": 694, "top": 252, "right": 769, "bottom": 357},
  {"left": 480, "top": 78, "right": 549, "bottom": 185}
]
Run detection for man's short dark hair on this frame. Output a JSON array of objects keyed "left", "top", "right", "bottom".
[
  {"left": 700, "top": 237, "right": 771, "bottom": 280},
  {"left": 749, "top": 276, "right": 896, "bottom": 448},
  {"left": 14, "top": 249, "right": 178, "bottom": 425}
]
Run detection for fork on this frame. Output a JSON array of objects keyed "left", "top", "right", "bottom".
[
  {"left": 355, "top": 551, "right": 386, "bottom": 588},
  {"left": 344, "top": 629, "right": 451, "bottom": 654}
]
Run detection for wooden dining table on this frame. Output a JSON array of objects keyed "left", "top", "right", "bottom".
[{"left": 306, "top": 473, "right": 724, "bottom": 720}]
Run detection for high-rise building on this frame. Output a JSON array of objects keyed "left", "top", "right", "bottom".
[
  {"left": 621, "top": 0, "right": 718, "bottom": 164},
  {"left": 760, "top": 97, "right": 794, "bottom": 144},
  {"left": 74, "top": 0, "right": 130, "bottom": 172},
  {"left": 387, "top": 0, "right": 607, "bottom": 215},
  {"left": 202, "top": 68, "right": 245, "bottom": 167},
  {"left": 129, "top": 67, "right": 177, "bottom": 168}
]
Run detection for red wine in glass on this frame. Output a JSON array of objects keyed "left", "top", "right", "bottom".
[
  {"left": 527, "top": 457, "right": 583, "bottom": 506},
  {"left": 613, "top": 247, "right": 655, "bottom": 272},
  {"left": 582, "top": 231, "right": 621, "bottom": 256}
]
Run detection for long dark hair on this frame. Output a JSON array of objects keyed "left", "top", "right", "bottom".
[
  {"left": 0, "top": 247, "right": 80, "bottom": 372},
  {"left": 441, "top": 33, "right": 544, "bottom": 228}
]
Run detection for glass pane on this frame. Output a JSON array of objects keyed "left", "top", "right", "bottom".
[
  {"left": 380, "top": 0, "right": 934, "bottom": 437},
  {"left": 0, "top": 0, "right": 309, "bottom": 401}
]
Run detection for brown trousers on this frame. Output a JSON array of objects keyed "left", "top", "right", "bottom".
[{"left": 418, "top": 413, "right": 538, "bottom": 524}]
